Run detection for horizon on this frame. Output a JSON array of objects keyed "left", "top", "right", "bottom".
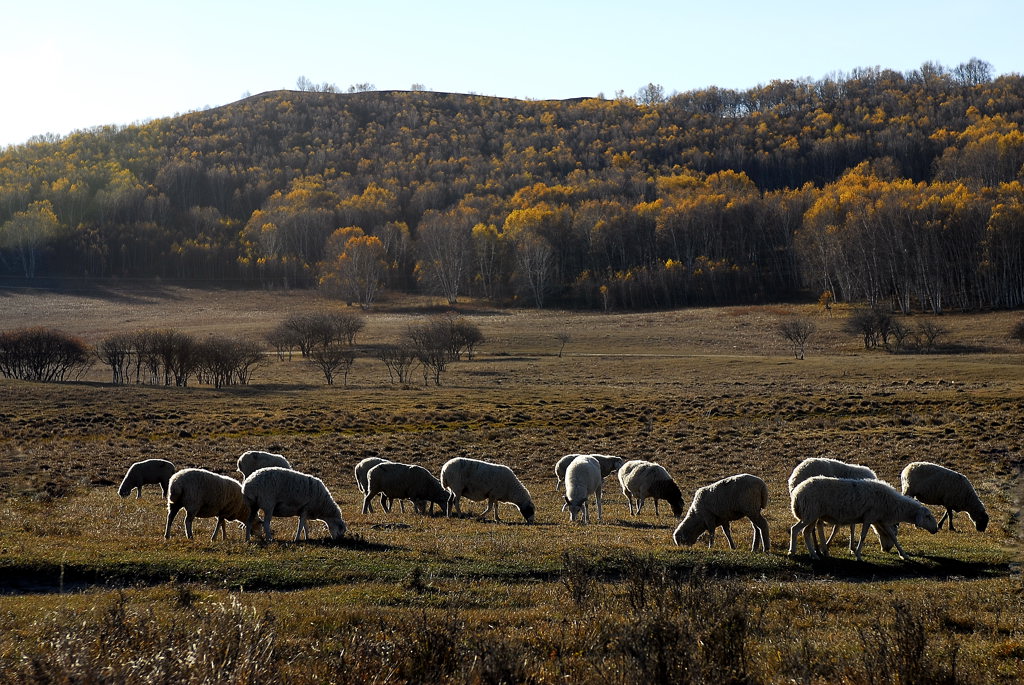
[{"left": 3, "top": 0, "right": 1024, "bottom": 148}]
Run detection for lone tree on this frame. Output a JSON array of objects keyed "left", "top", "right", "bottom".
[{"left": 777, "top": 317, "right": 816, "bottom": 359}]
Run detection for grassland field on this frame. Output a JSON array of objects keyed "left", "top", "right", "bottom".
[{"left": 0, "top": 284, "right": 1021, "bottom": 683}]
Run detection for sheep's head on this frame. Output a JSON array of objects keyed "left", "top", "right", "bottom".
[
  {"left": 916, "top": 507, "right": 939, "bottom": 534},
  {"left": 518, "top": 501, "right": 536, "bottom": 523},
  {"left": 325, "top": 516, "right": 347, "bottom": 539},
  {"left": 117, "top": 482, "right": 132, "bottom": 498},
  {"left": 672, "top": 516, "right": 702, "bottom": 546},
  {"left": 565, "top": 496, "right": 585, "bottom": 523},
  {"left": 971, "top": 509, "right": 989, "bottom": 532},
  {"left": 669, "top": 497, "right": 685, "bottom": 518}
]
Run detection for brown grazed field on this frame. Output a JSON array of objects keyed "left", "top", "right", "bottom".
[{"left": 0, "top": 286, "right": 1021, "bottom": 683}]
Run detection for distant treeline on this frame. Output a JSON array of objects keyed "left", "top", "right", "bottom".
[{"left": 1, "top": 59, "right": 1022, "bottom": 311}]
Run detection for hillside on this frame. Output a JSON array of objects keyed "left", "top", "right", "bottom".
[{"left": 1, "top": 59, "right": 1023, "bottom": 311}]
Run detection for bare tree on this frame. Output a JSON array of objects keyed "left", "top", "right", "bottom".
[
  {"left": 378, "top": 343, "right": 416, "bottom": 385},
  {"left": 917, "top": 320, "right": 948, "bottom": 353},
  {"left": 555, "top": 331, "right": 571, "bottom": 358},
  {"left": 307, "top": 343, "right": 356, "bottom": 386},
  {"left": 777, "top": 317, "right": 816, "bottom": 359},
  {"left": 0, "top": 328, "right": 92, "bottom": 382},
  {"left": 95, "top": 332, "right": 133, "bottom": 384}
]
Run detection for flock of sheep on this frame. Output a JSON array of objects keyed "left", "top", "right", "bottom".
[{"left": 118, "top": 450, "right": 989, "bottom": 562}]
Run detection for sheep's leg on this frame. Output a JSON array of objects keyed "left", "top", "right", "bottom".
[
  {"left": 262, "top": 508, "right": 274, "bottom": 541},
  {"left": 136, "top": 486, "right": 143, "bottom": 499},
  {"left": 946, "top": 509, "right": 956, "bottom": 532},
  {"left": 890, "top": 533, "right": 910, "bottom": 560},
  {"left": 853, "top": 524, "right": 870, "bottom": 561},
  {"left": 381, "top": 495, "right": 393, "bottom": 514},
  {"left": 183, "top": 511, "right": 196, "bottom": 539},
  {"left": 164, "top": 503, "right": 182, "bottom": 539},
  {"left": 623, "top": 490, "right": 634, "bottom": 516},
  {"left": 582, "top": 501, "right": 589, "bottom": 525},
  {"left": 362, "top": 492, "right": 374, "bottom": 515},
  {"left": 721, "top": 521, "right": 737, "bottom": 550},
  {"left": 596, "top": 487, "right": 603, "bottom": 522},
  {"left": 294, "top": 514, "right": 307, "bottom": 542},
  {"left": 789, "top": 521, "right": 809, "bottom": 556},
  {"left": 492, "top": 500, "right": 501, "bottom": 522},
  {"left": 160, "top": 482, "right": 169, "bottom": 499},
  {"left": 399, "top": 499, "right": 407, "bottom": 514},
  {"left": 750, "top": 513, "right": 769, "bottom": 552},
  {"left": 654, "top": 499, "right": 660, "bottom": 517},
  {"left": 707, "top": 525, "right": 716, "bottom": 548},
  {"left": 802, "top": 524, "right": 820, "bottom": 559},
  {"left": 480, "top": 500, "right": 494, "bottom": 519},
  {"left": 245, "top": 508, "right": 259, "bottom": 542},
  {"left": 635, "top": 497, "right": 645, "bottom": 515},
  {"left": 211, "top": 517, "right": 224, "bottom": 541}
]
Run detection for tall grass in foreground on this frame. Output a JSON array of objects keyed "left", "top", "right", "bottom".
[{"left": 2, "top": 553, "right": 1017, "bottom": 684}]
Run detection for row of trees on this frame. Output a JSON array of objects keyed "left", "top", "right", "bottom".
[
  {"left": 2, "top": 60, "right": 1023, "bottom": 312},
  {"left": 94, "top": 330, "right": 263, "bottom": 388}
]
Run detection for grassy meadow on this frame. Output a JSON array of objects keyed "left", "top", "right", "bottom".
[{"left": 0, "top": 285, "right": 1021, "bottom": 683}]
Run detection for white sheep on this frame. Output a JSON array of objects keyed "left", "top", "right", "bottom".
[
  {"left": 164, "top": 468, "right": 252, "bottom": 541},
  {"left": 563, "top": 455, "right": 603, "bottom": 524},
  {"left": 440, "top": 457, "right": 535, "bottom": 523},
  {"left": 363, "top": 462, "right": 451, "bottom": 516},
  {"left": 118, "top": 458, "right": 176, "bottom": 499},
  {"left": 789, "top": 476, "right": 939, "bottom": 561},
  {"left": 901, "top": 461, "right": 989, "bottom": 532},
  {"left": 787, "top": 456, "right": 880, "bottom": 555},
  {"left": 554, "top": 453, "right": 624, "bottom": 491},
  {"left": 242, "top": 467, "right": 346, "bottom": 541},
  {"left": 555, "top": 453, "right": 624, "bottom": 512},
  {"left": 673, "top": 473, "right": 770, "bottom": 552},
  {"left": 237, "top": 450, "right": 292, "bottom": 478},
  {"left": 618, "top": 460, "right": 686, "bottom": 517}
]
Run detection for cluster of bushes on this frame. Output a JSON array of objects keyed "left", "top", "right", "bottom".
[
  {"left": 0, "top": 328, "right": 91, "bottom": 381},
  {"left": 95, "top": 330, "right": 263, "bottom": 388},
  {"left": 0, "top": 310, "right": 485, "bottom": 388},
  {"left": 843, "top": 308, "right": 949, "bottom": 354}
]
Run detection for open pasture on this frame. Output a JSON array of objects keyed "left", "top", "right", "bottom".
[{"left": 0, "top": 286, "right": 1021, "bottom": 683}]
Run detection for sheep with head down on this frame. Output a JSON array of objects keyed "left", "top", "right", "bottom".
[
  {"left": 441, "top": 457, "right": 535, "bottom": 523},
  {"left": 618, "top": 460, "right": 685, "bottom": 517},
  {"left": 789, "top": 476, "right": 938, "bottom": 561},
  {"left": 673, "top": 473, "right": 770, "bottom": 552},
  {"left": 901, "top": 461, "right": 988, "bottom": 532},
  {"left": 118, "top": 459, "right": 176, "bottom": 499},
  {"left": 242, "top": 467, "right": 346, "bottom": 541},
  {"left": 164, "top": 468, "right": 253, "bottom": 541},
  {"left": 363, "top": 462, "right": 450, "bottom": 516},
  {"left": 563, "top": 455, "right": 603, "bottom": 524},
  {"left": 788, "top": 456, "right": 884, "bottom": 555}
]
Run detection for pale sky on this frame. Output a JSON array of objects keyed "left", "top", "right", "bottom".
[{"left": 2, "top": 0, "right": 1023, "bottom": 148}]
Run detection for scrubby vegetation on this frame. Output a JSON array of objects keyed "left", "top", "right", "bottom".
[{"left": 0, "top": 290, "right": 1020, "bottom": 682}]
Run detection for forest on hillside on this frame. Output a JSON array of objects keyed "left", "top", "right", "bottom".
[{"left": 1, "top": 59, "right": 1023, "bottom": 312}]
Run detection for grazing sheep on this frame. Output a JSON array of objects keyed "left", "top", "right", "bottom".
[
  {"left": 554, "top": 453, "right": 624, "bottom": 491},
  {"left": 354, "top": 457, "right": 396, "bottom": 513},
  {"left": 789, "top": 476, "right": 938, "bottom": 561},
  {"left": 363, "top": 462, "right": 451, "bottom": 516},
  {"left": 440, "top": 457, "right": 535, "bottom": 523},
  {"left": 555, "top": 453, "right": 624, "bottom": 512},
  {"left": 236, "top": 450, "right": 292, "bottom": 478},
  {"left": 164, "top": 468, "right": 251, "bottom": 541},
  {"left": 564, "top": 455, "right": 603, "bottom": 524},
  {"left": 618, "top": 460, "right": 685, "bottom": 517},
  {"left": 787, "top": 457, "right": 879, "bottom": 554},
  {"left": 242, "top": 467, "right": 346, "bottom": 541},
  {"left": 118, "top": 459, "right": 176, "bottom": 499},
  {"left": 673, "top": 474, "right": 770, "bottom": 552},
  {"left": 901, "top": 461, "right": 989, "bottom": 532}
]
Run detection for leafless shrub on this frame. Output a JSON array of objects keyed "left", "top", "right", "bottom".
[
  {"left": 379, "top": 343, "right": 416, "bottom": 385},
  {"left": 307, "top": 343, "right": 356, "bottom": 386},
  {"left": 777, "top": 317, "right": 816, "bottom": 359},
  {"left": 0, "top": 327, "right": 92, "bottom": 382}
]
